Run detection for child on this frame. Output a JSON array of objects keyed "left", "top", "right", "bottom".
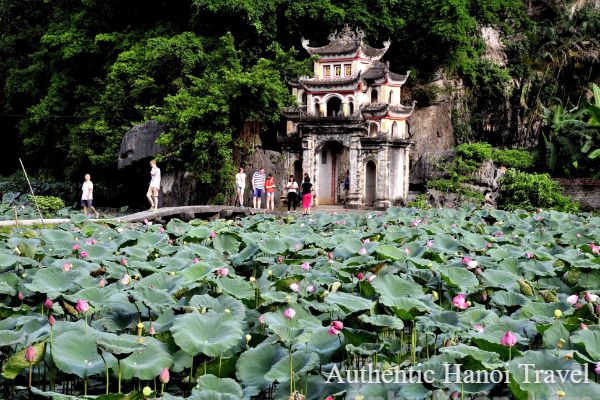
[
  {"left": 147, "top": 159, "right": 161, "bottom": 210},
  {"left": 265, "top": 173, "right": 276, "bottom": 211},
  {"left": 81, "top": 174, "right": 99, "bottom": 217}
]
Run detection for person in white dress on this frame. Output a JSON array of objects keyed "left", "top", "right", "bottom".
[
  {"left": 235, "top": 167, "right": 246, "bottom": 207},
  {"left": 146, "top": 159, "right": 161, "bottom": 210}
]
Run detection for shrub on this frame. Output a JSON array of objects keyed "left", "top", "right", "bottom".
[
  {"left": 455, "top": 143, "right": 493, "bottom": 175},
  {"left": 427, "top": 179, "right": 459, "bottom": 192},
  {"left": 492, "top": 149, "right": 535, "bottom": 170},
  {"left": 497, "top": 169, "right": 578, "bottom": 212},
  {"left": 28, "top": 195, "right": 66, "bottom": 217},
  {"left": 407, "top": 194, "right": 430, "bottom": 209}
]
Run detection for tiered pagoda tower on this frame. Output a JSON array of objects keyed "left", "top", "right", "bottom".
[{"left": 281, "top": 26, "right": 415, "bottom": 208}]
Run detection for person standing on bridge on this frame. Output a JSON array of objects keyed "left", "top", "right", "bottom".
[
  {"left": 235, "top": 167, "right": 246, "bottom": 208},
  {"left": 286, "top": 175, "right": 299, "bottom": 213},
  {"left": 265, "top": 173, "right": 276, "bottom": 211},
  {"left": 252, "top": 167, "right": 265, "bottom": 209},
  {"left": 301, "top": 175, "right": 313, "bottom": 215},
  {"left": 147, "top": 159, "right": 161, "bottom": 210}
]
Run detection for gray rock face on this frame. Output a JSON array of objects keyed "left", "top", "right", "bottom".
[{"left": 118, "top": 120, "right": 165, "bottom": 169}]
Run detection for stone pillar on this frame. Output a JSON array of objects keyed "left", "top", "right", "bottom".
[
  {"left": 347, "top": 136, "right": 362, "bottom": 208},
  {"left": 319, "top": 103, "right": 325, "bottom": 117},
  {"left": 302, "top": 135, "right": 316, "bottom": 204},
  {"left": 342, "top": 101, "right": 350, "bottom": 116},
  {"left": 375, "top": 146, "right": 391, "bottom": 209},
  {"left": 403, "top": 146, "right": 411, "bottom": 200}
]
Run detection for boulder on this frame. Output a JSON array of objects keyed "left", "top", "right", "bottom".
[{"left": 118, "top": 120, "right": 165, "bottom": 169}]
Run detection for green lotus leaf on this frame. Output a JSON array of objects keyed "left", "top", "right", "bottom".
[
  {"left": 437, "top": 266, "right": 479, "bottom": 291},
  {"left": 2, "top": 341, "right": 46, "bottom": 379},
  {"left": 374, "top": 245, "right": 408, "bottom": 260},
  {"left": 52, "top": 332, "right": 103, "bottom": 378},
  {"left": 303, "top": 326, "right": 343, "bottom": 359},
  {"left": 236, "top": 343, "right": 286, "bottom": 390},
  {"left": 120, "top": 336, "right": 173, "bottom": 380},
  {"left": 80, "top": 244, "right": 112, "bottom": 261},
  {"left": 96, "top": 332, "right": 145, "bottom": 356},
  {"left": 0, "top": 272, "right": 19, "bottom": 296},
  {"left": 211, "top": 234, "right": 240, "bottom": 254},
  {"left": 171, "top": 311, "right": 243, "bottom": 357},
  {"left": 24, "top": 268, "right": 76, "bottom": 296},
  {"left": 480, "top": 269, "right": 520, "bottom": 290},
  {"left": 189, "top": 294, "right": 245, "bottom": 320},
  {"left": 0, "top": 252, "right": 20, "bottom": 269},
  {"left": 571, "top": 330, "right": 600, "bottom": 360},
  {"left": 185, "top": 226, "right": 212, "bottom": 241},
  {"left": 132, "top": 287, "right": 176, "bottom": 312},
  {"left": 0, "top": 330, "right": 24, "bottom": 347},
  {"left": 192, "top": 374, "right": 242, "bottom": 399},
  {"left": 508, "top": 350, "right": 600, "bottom": 399},
  {"left": 439, "top": 343, "right": 504, "bottom": 369},
  {"left": 491, "top": 291, "right": 528, "bottom": 307},
  {"left": 264, "top": 350, "right": 319, "bottom": 382},
  {"left": 359, "top": 314, "right": 404, "bottom": 330},
  {"left": 216, "top": 276, "right": 254, "bottom": 300},
  {"left": 181, "top": 261, "right": 215, "bottom": 283},
  {"left": 325, "top": 291, "right": 374, "bottom": 314}
]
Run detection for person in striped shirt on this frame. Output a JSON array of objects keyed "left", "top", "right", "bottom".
[{"left": 252, "top": 168, "right": 266, "bottom": 209}]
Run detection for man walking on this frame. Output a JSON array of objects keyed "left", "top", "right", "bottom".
[
  {"left": 252, "top": 167, "right": 266, "bottom": 209},
  {"left": 146, "top": 159, "right": 161, "bottom": 210}
]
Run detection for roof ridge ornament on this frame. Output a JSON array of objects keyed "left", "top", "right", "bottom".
[{"left": 328, "top": 25, "right": 365, "bottom": 43}]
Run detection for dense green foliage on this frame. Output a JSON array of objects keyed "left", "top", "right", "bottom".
[
  {"left": 497, "top": 169, "right": 578, "bottom": 212},
  {"left": 28, "top": 195, "right": 65, "bottom": 217},
  {"left": 0, "top": 0, "right": 598, "bottom": 203},
  {"left": 492, "top": 148, "right": 535, "bottom": 170}
]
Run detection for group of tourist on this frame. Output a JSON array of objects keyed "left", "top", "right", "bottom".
[{"left": 235, "top": 167, "right": 314, "bottom": 214}]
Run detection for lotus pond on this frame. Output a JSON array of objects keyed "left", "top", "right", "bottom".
[{"left": 1, "top": 207, "right": 600, "bottom": 400}]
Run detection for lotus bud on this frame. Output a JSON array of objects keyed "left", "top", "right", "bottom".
[
  {"left": 72, "top": 244, "right": 80, "bottom": 251},
  {"left": 159, "top": 368, "right": 170, "bottom": 384},
  {"left": 595, "top": 362, "right": 600, "bottom": 374},
  {"left": 566, "top": 294, "right": 578, "bottom": 305},
  {"left": 245, "top": 334, "right": 252, "bottom": 343},
  {"left": 301, "top": 262, "right": 311, "bottom": 271},
  {"left": 249, "top": 276, "right": 256, "bottom": 283},
  {"left": 76, "top": 299, "right": 89, "bottom": 313},
  {"left": 450, "top": 391, "right": 459, "bottom": 400},
  {"left": 500, "top": 331, "right": 517, "bottom": 347},
  {"left": 142, "top": 386, "right": 152, "bottom": 397},
  {"left": 267, "top": 270, "right": 273, "bottom": 277},
  {"left": 554, "top": 309, "right": 562, "bottom": 319},
  {"left": 331, "top": 321, "right": 343, "bottom": 331},
  {"left": 210, "top": 231, "right": 217, "bottom": 238},
  {"left": 283, "top": 308, "right": 296, "bottom": 319},
  {"left": 258, "top": 314, "right": 265, "bottom": 324},
  {"left": 18, "top": 292, "right": 24, "bottom": 301},
  {"left": 290, "top": 283, "right": 300, "bottom": 292},
  {"left": 121, "top": 274, "right": 130, "bottom": 285},
  {"left": 44, "top": 298, "right": 53, "bottom": 310},
  {"left": 80, "top": 251, "right": 88, "bottom": 258},
  {"left": 25, "top": 345, "right": 36, "bottom": 363},
  {"left": 323, "top": 290, "right": 329, "bottom": 297},
  {"left": 585, "top": 292, "right": 598, "bottom": 303},
  {"left": 149, "top": 324, "right": 155, "bottom": 335},
  {"left": 48, "top": 314, "right": 55, "bottom": 326},
  {"left": 580, "top": 322, "right": 589, "bottom": 330},
  {"left": 99, "top": 276, "right": 107, "bottom": 288},
  {"left": 431, "top": 291, "right": 439, "bottom": 302},
  {"left": 480, "top": 291, "right": 488, "bottom": 302},
  {"left": 356, "top": 272, "right": 364, "bottom": 280}
]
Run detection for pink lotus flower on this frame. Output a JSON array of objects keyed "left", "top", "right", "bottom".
[
  {"left": 367, "top": 274, "right": 376, "bottom": 283},
  {"left": 63, "top": 263, "right": 72, "bottom": 272},
  {"left": 495, "top": 231, "right": 504, "bottom": 238},
  {"left": 585, "top": 292, "right": 598, "bottom": 303},
  {"left": 210, "top": 231, "right": 217, "bottom": 238},
  {"left": 327, "top": 252, "right": 334, "bottom": 260},
  {"left": 467, "top": 260, "right": 478, "bottom": 269},
  {"left": 451, "top": 224, "right": 457, "bottom": 228},
  {"left": 335, "top": 221, "right": 340, "bottom": 225},
  {"left": 328, "top": 326, "right": 340, "bottom": 335},
  {"left": 500, "top": 331, "right": 517, "bottom": 347},
  {"left": 452, "top": 294, "right": 469, "bottom": 310},
  {"left": 85, "top": 239, "right": 93, "bottom": 245},
  {"left": 193, "top": 257, "right": 199, "bottom": 264},
  {"left": 290, "top": 283, "right": 300, "bottom": 292},
  {"left": 359, "top": 247, "right": 367, "bottom": 255},
  {"left": 426, "top": 240, "right": 434, "bottom": 247},
  {"left": 258, "top": 314, "right": 265, "bottom": 324},
  {"left": 277, "top": 256, "right": 283, "bottom": 263},
  {"left": 356, "top": 272, "right": 364, "bottom": 280},
  {"left": 473, "top": 324, "right": 485, "bottom": 333},
  {"left": 575, "top": 302, "right": 583, "bottom": 309},
  {"left": 25, "top": 345, "right": 36, "bottom": 363},
  {"left": 581, "top": 323, "right": 589, "bottom": 330},
  {"left": 411, "top": 219, "right": 422, "bottom": 227},
  {"left": 567, "top": 295, "right": 579, "bottom": 305},
  {"left": 326, "top": 396, "right": 334, "bottom": 400},
  {"left": 159, "top": 368, "right": 170, "bottom": 384},
  {"left": 301, "top": 262, "right": 311, "bottom": 271},
  {"left": 486, "top": 242, "right": 492, "bottom": 249},
  {"left": 331, "top": 320, "right": 344, "bottom": 331},
  {"left": 480, "top": 291, "right": 488, "bottom": 302},
  {"left": 80, "top": 251, "right": 88, "bottom": 258},
  {"left": 217, "top": 268, "right": 229, "bottom": 277},
  {"left": 99, "top": 276, "right": 107, "bottom": 288},
  {"left": 18, "top": 292, "right": 24, "bottom": 301},
  {"left": 149, "top": 325, "right": 156, "bottom": 335},
  {"left": 404, "top": 247, "right": 411, "bottom": 255},
  {"left": 306, "top": 285, "right": 314, "bottom": 293},
  {"left": 362, "top": 238, "right": 370, "bottom": 243},
  {"left": 72, "top": 244, "right": 80, "bottom": 251},
  {"left": 48, "top": 314, "right": 56, "bottom": 326},
  {"left": 526, "top": 252, "right": 534, "bottom": 259},
  {"left": 121, "top": 258, "right": 128, "bottom": 266},
  {"left": 283, "top": 308, "right": 296, "bottom": 319},
  {"left": 450, "top": 392, "right": 459, "bottom": 400},
  {"left": 576, "top": 233, "right": 581, "bottom": 238},
  {"left": 595, "top": 362, "right": 600, "bottom": 375},
  {"left": 76, "top": 299, "right": 89, "bottom": 313},
  {"left": 591, "top": 243, "right": 600, "bottom": 255},
  {"left": 121, "top": 274, "right": 130, "bottom": 285},
  {"left": 460, "top": 257, "right": 472, "bottom": 266},
  {"left": 44, "top": 298, "right": 53, "bottom": 310},
  {"left": 143, "top": 219, "right": 150, "bottom": 225},
  {"left": 294, "top": 243, "right": 301, "bottom": 251}
]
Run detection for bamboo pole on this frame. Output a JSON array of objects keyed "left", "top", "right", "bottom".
[{"left": 18, "top": 158, "right": 45, "bottom": 228}]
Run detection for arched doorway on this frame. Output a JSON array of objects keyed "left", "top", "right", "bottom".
[
  {"left": 391, "top": 122, "right": 399, "bottom": 138},
  {"left": 318, "top": 141, "right": 345, "bottom": 204},
  {"left": 371, "top": 89, "right": 378, "bottom": 103},
  {"left": 369, "top": 123, "right": 378, "bottom": 137},
  {"left": 293, "top": 160, "right": 302, "bottom": 186},
  {"left": 326, "top": 97, "right": 342, "bottom": 116},
  {"left": 365, "top": 161, "right": 376, "bottom": 206}
]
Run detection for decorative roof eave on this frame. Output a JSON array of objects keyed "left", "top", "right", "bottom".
[
  {"left": 387, "top": 70, "right": 410, "bottom": 85},
  {"left": 357, "top": 40, "right": 390, "bottom": 60},
  {"left": 387, "top": 101, "right": 417, "bottom": 118},
  {"left": 300, "top": 26, "right": 390, "bottom": 59},
  {"left": 360, "top": 101, "right": 417, "bottom": 119},
  {"left": 299, "top": 74, "right": 361, "bottom": 90}
]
